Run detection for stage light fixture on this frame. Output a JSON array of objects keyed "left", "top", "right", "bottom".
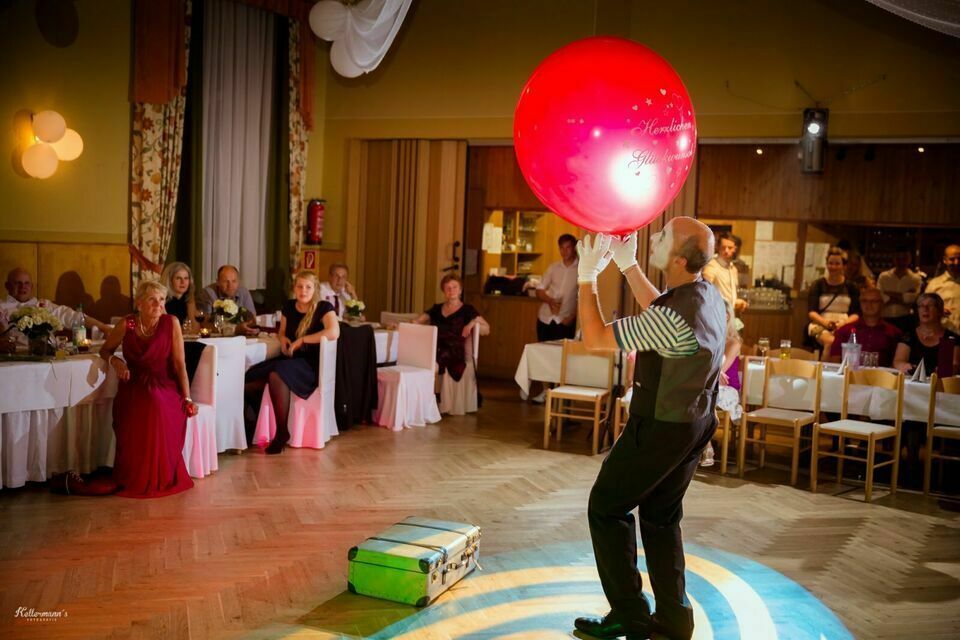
[{"left": 800, "top": 108, "right": 828, "bottom": 173}]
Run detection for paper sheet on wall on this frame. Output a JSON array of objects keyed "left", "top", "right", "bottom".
[
  {"left": 482, "top": 223, "right": 502, "bottom": 254},
  {"left": 755, "top": 220, "right": 774, "bottom": 241},
  {"left": 753, "top": 240, "right": 797, "bottom": 283}
]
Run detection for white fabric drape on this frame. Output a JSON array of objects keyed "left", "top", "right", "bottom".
[
  {"left": 866, "top": 0, "right": 960, "bottom": 37},
  {"left": 201, "top": 0, "right": 275, "bottom": 288},
  {"left": 309, "top": 0, "right": 413, "bottom": 78}
]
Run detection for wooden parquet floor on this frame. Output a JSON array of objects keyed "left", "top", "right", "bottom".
[{"left": 1, "top": 382, "right": 959, "bottom": 639}]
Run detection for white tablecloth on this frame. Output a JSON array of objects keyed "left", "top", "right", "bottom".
[
  {"left": 514, "top": 342, "right": 628, "bottom": 395},
  {"left": 743, "top": 361, "right": 960, "bottom": 426}
]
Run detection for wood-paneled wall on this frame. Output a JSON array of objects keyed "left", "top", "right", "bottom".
[
  {"left": 0, "top": 241, "right": 131, "bottom": 322},
  {"left": 697, "top": 143, "right": 960, "bottom": 225}
]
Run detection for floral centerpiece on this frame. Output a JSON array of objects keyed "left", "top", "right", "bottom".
[
  {"left": 344, "top": 298, "right": 366, "bottom": 320},
  {"left": 212, "top": 299, "right": 247, "bottom": 335},
  {"left": 9, "top": 306, "right": 63, "bottom": 355}
]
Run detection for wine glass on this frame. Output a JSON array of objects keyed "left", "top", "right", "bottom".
[
  {"left": 758, "top": 337, "right": 770, "bottom": 358},
  {"left": 195, "top": 310, "right": 206, "bottom": 326},
  {"left": 213, "top": 314, "right": 224, "bottom": 334},
  {"left": 779, "top": 339, "right": 792, "bottom": 359}
]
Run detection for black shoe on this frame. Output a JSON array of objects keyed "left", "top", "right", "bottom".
[
  {"left": 264, "top": 439, "right": 286, "bottom": 455},
  {"left": 574, "top": 612, "right": 650, "bottom": 639}
]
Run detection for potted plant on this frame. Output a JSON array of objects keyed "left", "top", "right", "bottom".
[{"left": 9, "top": 306, "right": 63, "bottom": 356}]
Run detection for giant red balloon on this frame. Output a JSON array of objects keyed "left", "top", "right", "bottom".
[{"left": 514, "top": 37, "right": 697, "bottom": 235}]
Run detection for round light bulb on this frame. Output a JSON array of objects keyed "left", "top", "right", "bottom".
[
  {"left": 32, "top": 110, "right": 66, "bottom": 143},
  {"left": 22, "top": 142, "right": 59, "bottom": 179},
  {"left": 806, "top": 122, "right": 821, "bottom": 136},
  {"left": 51, "top": 128, "right": 84, "bottom": 161}
]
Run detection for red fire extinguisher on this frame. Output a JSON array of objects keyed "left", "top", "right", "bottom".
[{"left": 306, "top": 199, "right": 325, "bottom": 245}]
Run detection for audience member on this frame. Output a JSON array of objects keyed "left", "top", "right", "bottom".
[
  {"left": 806, "top": 247, "right": 861, "bottom": 353},
  {"left": 244, "top": 271, "right": 340, "bottom": 454},
  {"left": 878, "top": 247, "right": 922, "bottom": 335},
  {"left": 828, "top": 287, "right": 901, "bottom": 366},
  {"left": 924, "top": 244, "right": 960, "bottom": 334},
  {"left": 197, "top": 265, "right": 257, "bottom": 334},
  {"left": 703, "top": 231, "right": 747, "bottom": 312},
  {"left": 161, "top": 262, "right": 199, "bottom": 326},
  {"left": 318, "top": 262, "right": 358, "bottom": 320},
  {"left": 844, "top": 250, "right": 875, "bottom": 290},
  {"left": 893, "top": 293, "right": 960, "bottom": 378},
  {"left": 98, "top": 280, "right": 196, "bottom": 498},
  {"left": 411, "top": 274, "right": 490, "bottom": 415},
  {"left": 1, "top": 267, "right": 110, "bottom": 344}
]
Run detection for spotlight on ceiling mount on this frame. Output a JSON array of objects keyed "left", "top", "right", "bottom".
[{"left": 800, "top": 108, "right": 828, "bottom": 173}]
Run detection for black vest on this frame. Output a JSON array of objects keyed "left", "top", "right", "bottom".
[{"left": 629, "top": 279, "right": 726, "bottom": 424}]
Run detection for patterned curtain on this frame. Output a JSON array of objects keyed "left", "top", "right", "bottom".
[
  {"left": 287, "top": 19, "right": 309, "bottom": 275},
  {"left": 130, "top": 2, "right": 191, "bottom": 289}
]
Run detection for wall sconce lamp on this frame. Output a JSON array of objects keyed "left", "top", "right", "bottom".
[{"left": 20, "top": 110, "right": 83, "bottom": 179}]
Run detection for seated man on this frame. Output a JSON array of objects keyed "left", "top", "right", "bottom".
[
  {"left": 318, "top": 262, "right": 358, "bottom": 320},
  {"left": 1, "top": 268, "right": 110, "bottom": 349},
  {"left": 828, "top": 287, "right": 901, "bottom": 367},
  {"left": 197, "top": 265, "right": 258, "bottom": 335}
]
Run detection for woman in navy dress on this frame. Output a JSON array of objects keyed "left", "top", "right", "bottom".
[{"left": 245, "top": 271, "right": 339, "bottom": 453}]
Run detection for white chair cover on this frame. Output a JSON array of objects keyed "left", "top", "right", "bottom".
[
  {"left": 375, "top": 323, "right": 441, "bottom": 430},
  {"left": 253, "top": 337, "right": 338, "bottom": 449},
  {"left": 439, "top": 323, "right": 479, "bottom": 416},
  {"left": 182, "top": 344, "right": 219, "bottom": 478},
  {"left": 199, "top": 336, "right": 248, "bottom": 451},
  {"left": 380, "top": 311, "right": 420, "bottom": 327}
]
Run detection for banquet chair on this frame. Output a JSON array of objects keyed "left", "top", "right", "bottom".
[
  {"left": 924, "top": 373, "right": 960, "bottom": 495},
  {"left": 253, "top": 337, "right": 339, "bottom": 449},
  {"left": 182, "top": 343, "right": 219, "bottom": 478},
  {"left": 543, "top": 340, "right": 614, "bottom": 456},
  {"left": 811, "top": 368, "right": 904, "bottom": 503},
  {"left": 787, "top": 347, "right": 821, "bottom": 361},
  {"left": 738, "top": 358, "right": 822, "bottom": 485},
  {"left": 374, "top": 323, "right": 441, "bottom": 430},
  {"left": 256, "top": 312, "right": 279, "bottom": 328},
  {"left": 438, "top": 322, "right": 480, "bottom": 415},
  {"left": 198, "top": 336, "right": 248, "bottom": 452},
  {"left": 380, "top": 311, "right": 420, "bottom": 327}
]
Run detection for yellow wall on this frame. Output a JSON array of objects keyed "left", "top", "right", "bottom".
[
  {"left": 315, "top": 0, "right": 960, "bottom": 254},
  {"left": 0, "top": 0, "right": 131, "bottom": 243}
]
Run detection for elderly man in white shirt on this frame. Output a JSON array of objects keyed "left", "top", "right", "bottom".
[
  {"left": 1, "top": 267, "right": 110, "bottom": 349},
  {"left": 878, "top": 247, "right": 922, "bottom": 334},
  {"left": 536, "top": 234, "right": 580, "bottom": 342},
  {"left": 926, "top": 244, "right": 960, "bottom": 334},
  {"left": 318, "top": 262, "right": 357, "bottom": 319},
  {"left": 702, "top": 232, "right": 747, "bottom": 313}
]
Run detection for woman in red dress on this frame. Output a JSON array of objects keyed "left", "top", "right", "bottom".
[{"left": 99, "top": 280, "right": 197, "bottom": 498}]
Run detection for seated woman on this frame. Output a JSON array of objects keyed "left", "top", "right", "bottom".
[
  {"left": 411, "top": 274, "right": 490, "bottom": 415},
  {"left": 702, "top": 301, "right": 742, "bottom": 467},
  {"left": 244, "top": 271, "right": 339, "bottom": 453},
  {"left": 99, "top": 281, "right": 198, "bottom": 498},
  {"left": 161, "top": 261, "right": 199, "bottom": 326},
  {"left": 807, "top": 247, "right": 861, "bottom": 354},
  {"left": 894, "top": 293, "right": 960, "bottom": 378}
]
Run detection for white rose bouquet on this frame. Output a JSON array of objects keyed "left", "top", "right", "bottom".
[
  {"left": 213, "top": 299, "right": 244, "bottom": 324},
  {"left": 344, "top": 298, "right": 365, "bottom": 319},
  {"left": 9, "top": 306, "right": 63, "bottom": 340}
]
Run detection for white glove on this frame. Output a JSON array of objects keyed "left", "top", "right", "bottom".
[
  {"left": 609, "top": 231, "right": 639, "bottom": 273},
  {"left": 576, "top": 234, "right": 613, "bottom": 284}
]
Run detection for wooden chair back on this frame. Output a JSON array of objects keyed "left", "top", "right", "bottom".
[
  {"left": 560, "top": 339, "right": 615, "bottom": 392},
  {"left": 788, "top": 347, "right": 820, "bottom": 361},
  {"left": 928, "top": 373, "right": 960, "bottom": 429},
  {"left": 761, "top": 357, "right": 822, "bottom": 413},
  {"left": 842, "top": 368, "right": 904, "bottom": 430}
]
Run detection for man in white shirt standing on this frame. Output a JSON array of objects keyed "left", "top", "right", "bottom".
[
  {"left": 878, "top": 247, "right": 922, "bottom": 334},
  {"left": 536, "top": 234, "right": 580, "bottom": 342},
  {"left": 702, "top": 232, "right": 747, "bottom": 313},
  {"left": 1, "top": 267, "right": 110, "bottom": 346},
  {"left": 926, "top": 244, "right": 960, "bottom": 334},
  {"left": 318, "top": 262, "right": 357, "bottom": 320}
]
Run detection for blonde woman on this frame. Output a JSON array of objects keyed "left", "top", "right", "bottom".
[
  {"left": 160, "top": 262, "right": 199, "bottom": 326},
  {"left": 244, "top": 271, "right": 340, "bottom": 453},
  {"left": 99, "top": 280, "right": 196, "bottom": 497}
]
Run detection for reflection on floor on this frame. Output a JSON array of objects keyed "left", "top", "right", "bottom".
[{"left": 250, "top": 541, "right": 852, "bottom": 639}]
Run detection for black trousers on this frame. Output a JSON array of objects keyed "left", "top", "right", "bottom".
[
  {"left": 537, "top": 319, "right": 576, "bottom": 342},
  {"left": 588, "top": 413, "right": 716, "bottom": 638}
]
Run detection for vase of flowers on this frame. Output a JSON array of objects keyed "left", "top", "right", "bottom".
[
  {"left": 10, "top": 306, "right": 63, "bottom": 356},
  {"left": 213, "top": 299, "right": 244, "bottom": 335},
  {"left": 344, "top": 299, "right": 366, "bottom": 324}
]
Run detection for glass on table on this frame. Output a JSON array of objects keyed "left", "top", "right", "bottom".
[
  {"left": 862, "top": 351, "right": 879, "bottom": 368},
  {"left": 779, "top": 339, "right": 791, "bottom": 359},
  {"left": 758, "top": 337, "right": 770, "bottom": 358}
]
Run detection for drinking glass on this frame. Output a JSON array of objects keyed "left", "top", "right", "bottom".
[
  {"left": 758, "top": 337, "right": 770, "bottom": 358},
  {"left": 213, "top": 314, "right": 224, "bottom": 334},
  {"left": 862, "top": 351, "right": 879, "bottom": 368},
  {"left": 779, "top": 339, "right": 792, "bottom": 359},
  {"left": 195, "top": 310, "right": 207, "bottom": 325}
]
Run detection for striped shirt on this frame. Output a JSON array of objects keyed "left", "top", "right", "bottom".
[{"left": 612, "top": 306, "right": 700, "bottom": 358}]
